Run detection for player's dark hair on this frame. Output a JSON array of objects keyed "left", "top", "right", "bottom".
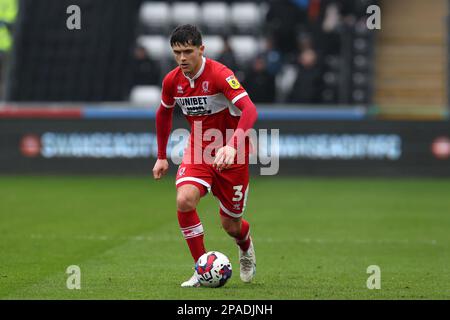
[{"left": 170, "top": 24, "right": 203, "bottom": 47}]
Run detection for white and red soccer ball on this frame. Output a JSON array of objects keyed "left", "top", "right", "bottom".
[{"left": 195, "top": 251, "right": 232, "bottom": 288}]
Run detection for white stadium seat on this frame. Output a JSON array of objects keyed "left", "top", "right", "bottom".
[
  {"left": 201, "top": 2, "right": 230, "bottom": 33},
  {"left": 130, "top": 85, "right": 162, "bottom": 106},
  {"left": 172, "top": 2, "right": 201, "bottom": 26},
  {"left": 228, "top": 36, "right": 259, "bottom": 64},
  {"left": 230, "top": 2, "right": 262, "bottom": 32},
  {"left": 202, "top": 36, "right": 224, "bottom": 59},
  {"left": 137, "top": 35, "right": 171, "bottom": 60},
  {"left": 139, "top": 2, "right": 171, "bottom": 31}
]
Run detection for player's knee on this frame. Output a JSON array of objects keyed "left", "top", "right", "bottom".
[
  {"left": 221, "top": 219, "right": 241, "bottom": 238},
  {"left": 176, "top": 192, "right": 198, "bottom": 212}
]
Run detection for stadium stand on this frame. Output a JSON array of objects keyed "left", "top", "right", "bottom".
[
  {"left": 131, "top": 0, "right": 376, "bottom": 106},
  {"left": 4, "top": 0, "right": 376, "bottom": 106}
]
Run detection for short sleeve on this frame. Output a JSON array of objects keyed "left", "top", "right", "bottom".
[
  {"left": 216, "top": 66, "right": 248, "bottom": 105},
  {"left": 161, "top": 74, "right": 175, "bottom": 108}
]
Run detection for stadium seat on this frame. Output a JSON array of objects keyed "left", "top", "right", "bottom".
[
  {"left": 353, "top": 55, "right": 369, "bottom": 71},
  {"left": 322, "top": 55, "right": 340, "bottom": 103},
  {"left": 228, "top": 36, "right": 259, "bottom": 64},
  {"left": 323, "top": 71, "right": 338, "bottom": 86},
  {"left": 349, "top": 21, "right": 373, "bottom": 104},
  {"left": 139, "top": 2, "right": 171, "bottom": 33},
  {"left": 172, "top": 2, "right": 201, "bottom": 27},
  {"left": 352, "top": 72, "right": 368, "bottom": 88},
  {"left": 130, "top": 85, "right": 162, "bottom": 106},
  {"left": 137, "top": 35, "right": 171, "bottom": 60},
  {"left": 353, "top": 38, "right": 369, "bottom": 54},
  {"left": 354, "top": 19, "right": 370, "bottom": 35},
  {"left": 352, "top": 89, "right": 366, "bottom": 103},
  {"left": 230, "top": 2, "right": 262, "bottom": 34},
  {"left": 325, "top": 55, "right": 340, "bottom": 70},
  {"left": 201, "top": 2, "right": 230, "bottom": 34},
  {"left": 202, "top": 36, "right": 224, "bottom": 59}
]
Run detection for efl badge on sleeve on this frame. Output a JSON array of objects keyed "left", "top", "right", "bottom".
[{"left": 226, "top": 75, "right": 241, "bottom": 89}]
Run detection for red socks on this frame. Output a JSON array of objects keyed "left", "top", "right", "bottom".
[
  {"left": 177, "top": 209, "right": 206, "bottom": 262},
  {"left": 235, "top": 219, "right": 251, "bottom": 252},
  {"left": 178, "top": 209, "right": 252, "bottom": 262}
]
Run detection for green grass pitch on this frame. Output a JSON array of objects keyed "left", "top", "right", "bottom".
[{"left": 1, "top": 175, "right": 449, "bottom": 299}]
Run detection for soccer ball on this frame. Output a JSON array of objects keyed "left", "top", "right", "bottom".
[{"left": 195, "top": 251, "right": 232, "bottom": 288}]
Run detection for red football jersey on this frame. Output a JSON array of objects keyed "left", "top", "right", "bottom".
[{"left": 161, "top": 57, "right": 249, "bottom": 163}]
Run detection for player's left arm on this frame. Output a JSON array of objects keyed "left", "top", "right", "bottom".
[{"left": 213, "top": 70, "right": 258, "bottom": 170}]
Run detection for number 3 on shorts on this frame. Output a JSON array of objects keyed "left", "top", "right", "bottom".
[{"left": 232, "top": 185, "right": 243, "bottom": 202}]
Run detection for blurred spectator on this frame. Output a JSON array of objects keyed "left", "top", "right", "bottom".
[
  {"left": 317, "top": 0, "right": 378, "bottom": 55},
  {"left": 319, "top": 1, "right": 342, "bottom": 55},
  {"left": 296, "top": 0, "right": 343, "bottom": 56},
  {"left": 288, "top": 42, "right": 322, "bottom": 104},
  {"left": 261, "top": 37, "right": 283, "bottom": 77},
  {"left": 131, "top": 44, "right": 161, "bottom": 86},
  {"left": 217, "top": 36, "right": 238, "bottom": 72},
  {"left": 265, "top": 0, "right": 304, "bottom": 56},
  {"left": 244, "top": 55, "right": 276, "bottom": 103},
  {"left": 341, "top": 0, "right": 377, "bottom": 22},
  {"left": 0, "top": 0, "right": 18, "bottom": 100}
]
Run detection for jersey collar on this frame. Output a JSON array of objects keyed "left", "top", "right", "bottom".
[{"left": 183, "top": 56, "right": 206, "bottom": 86}]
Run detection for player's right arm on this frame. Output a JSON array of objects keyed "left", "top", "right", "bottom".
[{"left": 153, "top": 74, "right": 176, "bottom": 180}]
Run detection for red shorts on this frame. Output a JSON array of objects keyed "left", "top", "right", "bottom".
[{"left": 175, "top": 162, "right": 250, "bottom": 219}]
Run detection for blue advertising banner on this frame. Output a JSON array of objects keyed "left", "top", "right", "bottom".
[{"left": 0, "top": 117, "right": 449, "bottom": 176}]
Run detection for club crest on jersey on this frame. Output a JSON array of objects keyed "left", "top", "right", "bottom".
[
  {"left": 226, "top": 75, "right": 241, "bottom": 90},
  {"left": 178, "top": 167, "right": 186, "bottom": 177},
  {"left": 202, "top": 81, "right": 210, "bottom": 93}
]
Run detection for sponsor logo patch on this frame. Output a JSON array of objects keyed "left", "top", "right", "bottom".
[{"left": 226, "top": 75, "right": 240, "bottom": 89}]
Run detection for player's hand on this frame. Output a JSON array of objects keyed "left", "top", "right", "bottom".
[
  {"left": 213, "top": 145, "right": 236, "bottom": 171},
  {"left": 153, "top": 159, "right": 169, "bottom": 180}
]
